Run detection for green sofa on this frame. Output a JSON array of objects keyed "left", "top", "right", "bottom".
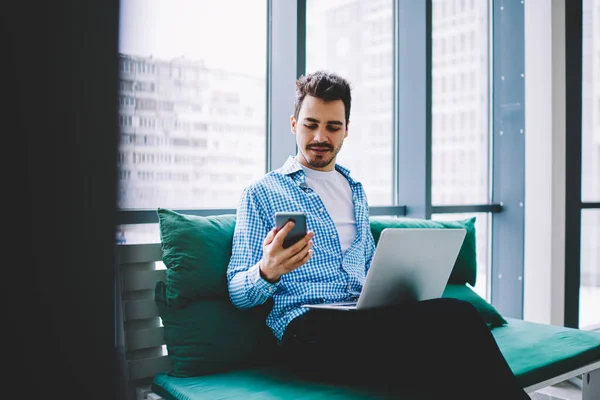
[{"left": 116, "top": 208, "right": 600, "bottom": 399}]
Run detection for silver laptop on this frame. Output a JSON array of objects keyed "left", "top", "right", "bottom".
[{"left": 301, "top": 228, "right": 467, "bottom": 311}]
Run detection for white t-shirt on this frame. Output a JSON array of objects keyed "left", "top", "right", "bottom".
[{"left": 301, "top": 165, "right": 357, "bottom": 254}]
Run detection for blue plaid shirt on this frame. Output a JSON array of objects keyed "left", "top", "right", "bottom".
[{"left": 227, "top": 156, "right": 376, "bottom": 341}]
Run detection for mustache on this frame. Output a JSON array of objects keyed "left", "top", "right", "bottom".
[{"left": 307, "top": 143, "right": 333, "bottom": 151}]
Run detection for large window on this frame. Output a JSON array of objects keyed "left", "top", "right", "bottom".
[
  {"left": 305, "top": 0, "right": 394, "bottom": 206},
  {"left": 431, "top": 0, "right": 492, "bottom": 300},
  {"left": 580, "top": 0, "right": 600, "bottom": 329},
  {"left": 112, "top": 0, "right": 592, "bottom": 330},
  {"left": 117, "top": 0, "right": 267, "bottom": 243}
]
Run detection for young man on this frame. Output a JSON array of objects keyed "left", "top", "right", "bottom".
[{"left": 226, "top": 71, "right": 529, "bottom": 399}]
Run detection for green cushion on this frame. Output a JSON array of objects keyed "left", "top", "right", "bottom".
[
  {"left": 152, "top": 368, "right": 375, "bottom": 400},
  {"left": 158, "top": 209, "right": 479, "bottom": 307},
  {"left": 369, "top": 216, "right": 477, "bottom": 286},
  {"left": 155, "top": 281, "right": 281, "bottom": 377},
  {"left": 494, "top": 317, "right": 600, "bottom": 388},
  {"left": 152, "top": 367, "right": 425, "bottom": 400},
  {"left": 441, "top": 284, "right": 507, "bottom": 328},
  {"left": 157, "top": 208, "right": 236, "bottom": 307}
]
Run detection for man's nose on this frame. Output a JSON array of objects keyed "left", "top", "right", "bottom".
[{"left": 314, "top": 127, "right": 327, "bottom": 142}]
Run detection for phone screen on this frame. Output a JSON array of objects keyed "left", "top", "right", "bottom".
[{"left": 275, "top": 212, "right": 307, "bottom": 248}]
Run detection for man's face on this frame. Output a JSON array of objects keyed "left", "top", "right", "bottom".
[{"left": 290, "top": 95, "right": 348, "bottom": 171}]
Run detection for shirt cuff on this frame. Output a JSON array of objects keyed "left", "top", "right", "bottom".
[{"left": 249, "top": 262, "right": 279, "bottom": 297}]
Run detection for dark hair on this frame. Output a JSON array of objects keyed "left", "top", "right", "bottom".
[{"left": 294, "top": 70, "right": 352, "bottom": 124}]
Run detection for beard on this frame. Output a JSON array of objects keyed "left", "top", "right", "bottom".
[{"left": 302, "top": 141, "right": 344, "bottom": 169}]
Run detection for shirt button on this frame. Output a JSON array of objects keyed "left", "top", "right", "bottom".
[
  {"left": 320, "top": 208, "right": 325, "bottom": 212},
  {"left": 331, "top": 234, "right": 336, "bottom": 239}
]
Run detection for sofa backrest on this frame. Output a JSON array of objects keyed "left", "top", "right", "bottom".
[{"left": 155, "top": 208, "right": 479, "bottom": 306}]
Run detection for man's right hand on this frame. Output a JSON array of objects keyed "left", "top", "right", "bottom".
[{"left": 259, "top": 221, "right": 314, "bottom": 283}]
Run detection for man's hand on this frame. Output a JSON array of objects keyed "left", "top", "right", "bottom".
[{"left": 259, "top": 221, "right": 314, "bottom": 283}]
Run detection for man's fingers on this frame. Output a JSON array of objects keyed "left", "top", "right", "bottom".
[
  {"left": 288, "top": 231, "right": 314, "bottom": 253},
  {"left": 263, "top": 228, "right": 276, "bottom": 246},
  {"left": 286, "top": 241, "right": 313, "bottom": 269},
  {"left": 273, "top": 221, "right": 295, "bottom": 245},
  {"left": 303, "top": 249, "right": 314, "bottom": 263}
]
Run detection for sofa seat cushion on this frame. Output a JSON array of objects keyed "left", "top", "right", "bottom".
[
  {"left": 152, "top": 319, "right": 600, "bottom": 400},
  {"left": 494, "top": 318, "right": 600, "bottom": 388},
  {"left": 152, "top": 367, "right": 421, "bottom": 400}
]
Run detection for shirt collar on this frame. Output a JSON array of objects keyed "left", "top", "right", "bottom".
[
  {"left": 278, "top": 156, "right": 304, "bottom": 176},
  {"left": 277, "top": 156, "right": 357, "bottom": 185}
]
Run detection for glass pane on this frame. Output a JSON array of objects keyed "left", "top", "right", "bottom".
[
  {"left": 117, "top": 0, "right": 267, "bottom": 211},
  {"left": 305, "top": 0, "right": 394, "bottom": 206},
  {"left": 582, "top": 0, "right": 600, "bottom": 202},
  {"left": 431, "top": 0, "right": 490, "bottom": 205},
  {"left": 580, "top": 209, "right": 600, "bottom": 329},
  {"left": 431, "top": 212, "right": 491, "bottom": 301}
]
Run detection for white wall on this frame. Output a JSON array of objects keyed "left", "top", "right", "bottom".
[{"left": 523, "top": 0, "right": 566, "bottom": 326}]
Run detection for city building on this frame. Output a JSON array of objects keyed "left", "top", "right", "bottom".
[{"left": 117, "top": 53, "right": 265, "bottom": 211}]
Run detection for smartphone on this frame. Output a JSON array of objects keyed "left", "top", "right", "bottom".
[{"left": 275, "top": 212, "right": 307, "bottom": 249}]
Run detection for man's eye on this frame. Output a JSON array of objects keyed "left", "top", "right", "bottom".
[
  {"left": 327, "top": 126, "right": 340, "bottom": 132},
  {"left": 304, "top": 124, "right": 318, "bottom": 129}
]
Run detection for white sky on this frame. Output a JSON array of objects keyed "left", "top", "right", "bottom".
[{"left": 118, "top": 0, "right": 267, "bottom": 76}]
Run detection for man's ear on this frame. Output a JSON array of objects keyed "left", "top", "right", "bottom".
[
  {"left": 344, "top": 120, "right": 349, "bottom": 138},
  {"left": 290, "top": 115, "right": 297, "bottom": 134}
]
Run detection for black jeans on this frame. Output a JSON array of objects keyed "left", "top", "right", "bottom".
[{"left": 281, "top": 298, "right": 529, "bottom": 400}]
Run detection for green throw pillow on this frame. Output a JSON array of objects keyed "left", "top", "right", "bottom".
[
  {"left": 157, "top": 208, "right": 236, "bottom": 307},
  {"left": 369, "top": 216, "right": 478, "bottom": 287},
  {"left": 442, "top": 284, "right": 507, "bottom": 328},
  {"left": 155, "top": 281, "right": 281, "bottom": 377}
]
